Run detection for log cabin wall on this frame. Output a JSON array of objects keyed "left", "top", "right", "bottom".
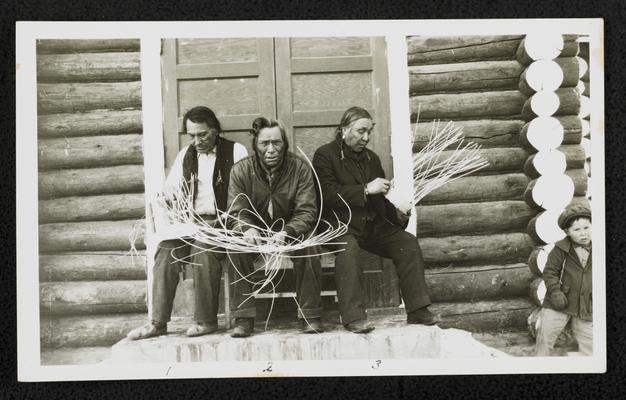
[
  {"left": 523, "top": 35, "right": 592, "bottom": 320},
  {"left": 37, "top": 40, "right": 148, "bottom": 349},
  {"left": 408, "top": 35, "right": 590, "bottom": 332},
  {"left": 407, "top": 35, "right": 539, "bottom": 331}
]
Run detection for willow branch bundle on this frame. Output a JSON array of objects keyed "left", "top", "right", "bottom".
[
  {"left": 413, "top": 119, "right": 489, "bottom": 204},
  {"left": 149, "top": 147, "right": 350, "bottom": 325}
]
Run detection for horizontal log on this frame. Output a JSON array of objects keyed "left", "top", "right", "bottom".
[
  {"left": 39, "top": 252, "right": 146, "bottom": 281},
  {"left": 38, "top": 109, "right": 143, "bottom": 138},
  {"left": 416, "top": 200, "right": 537, "bottom": 237},
  {"left": 37, "top": 39, "right": 140, "bottom": 54},
  {"left": 556, "top": 57, "right": 586, "bottom": 87},
  {"left": 516, "top": 35, "right": 579, "bottom": 65},
  {"left": 434, "top": 297, "right": 532, "bottom": 332},
  {"left": 37, "top": 82, "right": 142, "bottom": 114},
  {"left": 520, "top": 115, "right": 584, "bottom": 151},
  {"left": 410, "top": 90, "right": 527, "bottom": 120},
  {"left": 523, "top": 145, "right": 585, "bottom": 177},
  {"left": 521, "top": 88, "right": 580, "bottom": 121},
  {"left": 569, "top": 196, "right": 591, "bottom": 209},
  {"left": 409, "top": 60, "right": 523, "bottom": 94},
  {"left": 39, "top": 219, "right": 145, "bottom": 252},
  {"left": 566, "top": 169, "right": 588, "bottom": 196},
  {"left": 420, "top": 232, "right": 535, "bottom": 266},
  {"left": 37, "top": 52, "right": 140, "bottom": 82},
  {"left": 40, "top": 280, "right": 147, "bottom": 315},
  {"left": 41, "top": 313, "right": 147, "bottom": 348},
  {"left": 415, "top": 148, "right": 528, "bottom": 183},
  {"left": 38, "top": 165, "right": 144, "bottom": 198},
  {"left": 426, "top": 263, "right": 534, "bottom": 302},
  {"left": 420, "top": 173, "right": 530, "bottom": 205},
  {"left": 39, "top": 193, "right": 145, "bottom": 223},
  {"left": 38, "top": 134, "right": 144, "bottom": 170},
  {"left": 411, "top": 119, "right": 524, "bottom": 151},
  {"left": 407, "top": 35, "right": 523, "bottom": 66}
]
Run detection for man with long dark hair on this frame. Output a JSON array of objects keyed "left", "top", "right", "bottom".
[{"left": 313, "top": 106, "right": 439, "bottom": 333}]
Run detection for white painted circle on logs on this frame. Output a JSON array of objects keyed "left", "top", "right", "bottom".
[
  {"left": 525, "top": 34, "right": 565, "bottom": 60},
  {"left": 532, "top": 150, "right": 567, "bottom": 176},
  {"left": 532, "top": 174, "right": 575, "bottom": 210},
  {"left": 579, "top": 95, "right": 591, "bottom": 118},
  {"left": 530, "top": 90, "right": 560, "bottom": 117},
  {"left": 576, "top": 80, "right": 586, "bottom": 95},
  {"left": 527, "top": 116, "right": 564, "bottom": 151},
  {"left": 526, "top": 60, "right": 564, "bottom": 92},
  {"left": 534, "top": 209, "right": 567, "bottom": 243}
]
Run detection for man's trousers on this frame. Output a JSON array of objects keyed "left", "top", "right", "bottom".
[
  {"left": 151, "top": 239, "right": 222, "bottom": 325},
  {"left": 227, "top": 246, "right": 323, "bottom": 320},
  {"left": 332, "top": 217, "right": 432, "bottom": 325}
]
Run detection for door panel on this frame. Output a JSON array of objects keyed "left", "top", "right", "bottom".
[
  {"left": 161, "top": 38, "right": 275, "bottom": 171},
  {"left": 274, "top": 36, "right": 392, "bottom": 176}
]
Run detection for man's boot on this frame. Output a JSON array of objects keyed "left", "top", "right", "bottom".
[{"left": 231, "top": 318, "right": 254, "bottom": 338}]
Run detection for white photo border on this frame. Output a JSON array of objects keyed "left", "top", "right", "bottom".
[{"left": 16, "top": 19, "right": 605, "bottom": 381}]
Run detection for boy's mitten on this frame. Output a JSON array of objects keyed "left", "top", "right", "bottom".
[{"left": 550, "top": 290, "right": 568, "bottom": 310}]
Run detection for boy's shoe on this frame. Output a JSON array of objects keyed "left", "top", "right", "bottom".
[
  {"left": 407, "top": 307, "right": 441, "bottom": 325},
  {"left": 127, "top": 322, "right": 167, "bottom": 340},
  {"left": 231, "top": 318, "right": 254, "bottom": 338},
  {"left": 344, "top": 319, "right": 375, "bottom": 334},
  {"left": 186, "top": 322, "right": 218, "bottom": 337},
  {"left": 301, "top": 318, "right": 324, "bottom": 334}
]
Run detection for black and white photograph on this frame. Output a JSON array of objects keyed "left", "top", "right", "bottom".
[{"left": 16, "top": 19, "right": 605, "bottom": 380}]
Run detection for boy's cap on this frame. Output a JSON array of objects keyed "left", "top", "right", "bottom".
[{"left": 558, "top": 204, "right": 591, "bottom": 230}]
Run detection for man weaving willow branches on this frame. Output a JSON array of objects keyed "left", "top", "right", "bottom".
[
  {"left": 225, "top": 117, "right": 324, "bottom": 338},
  {"left": 127, "top": 106, "right": 248, "bottom": 340}
]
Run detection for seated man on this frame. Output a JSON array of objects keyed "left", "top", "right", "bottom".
[
  {"left": 127, "top": 106, "right": 247, "bottom": 340},
  {"left": 312, "top": 106, "right": 440, "bottom": 333},
  {"left": 226, "top": 117, "right": 323, "bottom": 338}
]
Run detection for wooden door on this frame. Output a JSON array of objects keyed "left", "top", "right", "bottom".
[
  {"left": 274, "top": 37, "right": 392, "bottom": 175},
  {"left": 161, "top": 37, "right": 398, "bottom": 308},
  {"left": 161, "top": 38, "right": 276, "bottom": 172}
]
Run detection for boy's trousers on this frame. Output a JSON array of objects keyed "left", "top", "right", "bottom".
[{"left": 535, "top": 307, "right": 593, "bottom": 356}]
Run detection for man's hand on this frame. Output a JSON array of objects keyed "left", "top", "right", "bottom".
[
  {"left": 366, "top": 178, "right": 391, "bottom": 195},
  {"left": 243, "top": 228, "right": 262, "bottom": 245},
  {"left": 270, "top": 231, "right": 288, "bottom": 246},
  {"left": 549, "top": 290, "right": 568, "bottom": 310}
]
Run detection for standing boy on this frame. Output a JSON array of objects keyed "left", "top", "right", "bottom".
[{"left": 535, "top": 204, "right": 593, "bottom": 356}]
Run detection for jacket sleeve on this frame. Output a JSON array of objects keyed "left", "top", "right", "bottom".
[
  {"left": 372, "top": 152, "right": 405, "bottom": 227},
  {"left": 542, "top": 247, "right": 566, "bottom": 294},
  {"left": 226, "top": 161, "right": 257, "bottom": 233},
  {"left": 284, "top": 162, "right": 318, "bottom": 238},
  {"left": 312, "top": 148, "right": 366, "bottom": 209}
]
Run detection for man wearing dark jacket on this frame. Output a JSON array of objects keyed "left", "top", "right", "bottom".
[
  {"left": 312, "top": 106, "right": 439, "bottom": 333},
  {"left": 226, "top": 117, "right": 323, "bottom": 337}
]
